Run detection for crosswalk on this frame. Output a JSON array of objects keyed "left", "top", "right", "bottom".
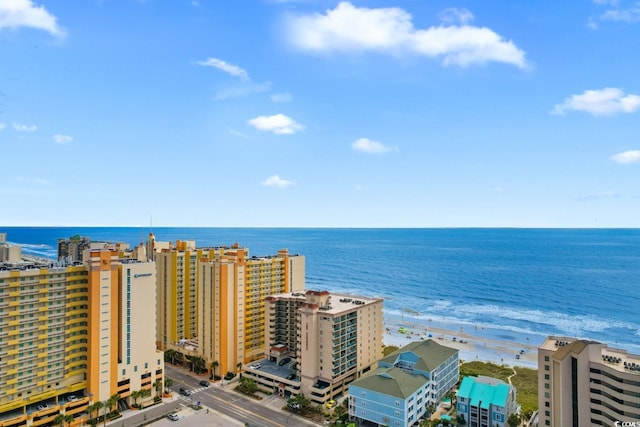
[{"left": 176, "top": 385, "right": 209, "bottom": 400}]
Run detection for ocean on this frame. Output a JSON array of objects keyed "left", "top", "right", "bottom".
[{"left": 3, "top": 227, "right": 639, "bottom": 353}]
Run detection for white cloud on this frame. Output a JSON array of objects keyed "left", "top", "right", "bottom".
[
  {"left": 0, "top": 122, "right": 5, "bottom": 130},
  {"left": 271, "top": 92, "right": 293, "bottom": 103},
  {"left": 262, "top": 175, "right": 294, "bottom": 188},
  {"left": 228, "top": 128, "right": 249, "bottom": 138},
  {"left": 578, "top": 191, "right": 620, "bottom": 201},
  {"left": 248, "top": 114, "right": 303, "bottom": 135},
  {"left": 351, "top": 137, "right": 395, "bottom": 154},
  {"left": 611, "top": 150, "right": 640, "bottom": 164},
  {"left": 600, "top": 4, "right": 640, "bottom": 22},
  {"left": 214, "top": 82, "right": 271, "bottom": 100},
  {"left": 13, "top": 122, "right": 37, "bottom": 132},
  {"left": 0, "top": 0, "right": 64, "bottom": 37},
  {"left": 285, "top": 2, "right": 526, "bottom": 68},
  {"left": 593, "top": 0, "right": 619, "bottom": 5},
  {"left": 197, "top": 57, "right": 250, "bottom": 81},
  {"left": 438, "top": 7, "right": 474, "bottom": 25},
  {"left": 53, "top": 134, "right": 73, "bottom": 144},
  {"left": 552, "top": 88, "right": 640, "bottom": 116}
]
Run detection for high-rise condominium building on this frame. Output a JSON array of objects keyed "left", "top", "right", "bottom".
[
  {"left": 538, "top": 335, "right": 640, "bottom": 427},
  {"left": 154, "top": 239, "right": 305, "bottom": 377},
  {"left": 0, "top": 247, "right": 163, "bottom": 427},
  {"left": 245, "top": 290, "right": 383, "bottom": 404}
]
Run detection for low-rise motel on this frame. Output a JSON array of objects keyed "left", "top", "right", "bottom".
[{"left": 0, "top": 236, "right": 163, "bottom": 427}]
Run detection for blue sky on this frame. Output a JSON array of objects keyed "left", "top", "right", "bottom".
[{"left": 1, "top": 0, "right": 639, "bottom": 227}]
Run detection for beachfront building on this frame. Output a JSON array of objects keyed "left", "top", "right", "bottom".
[
  {"left": 57, "top": 236, "right": 91, "bottom": 263},
  {"left": 0, "top": 247, "right": 163, "bottom": 427},
  {"left": 456, "top": 376, "right": 518, "bottom": 427},
  {"left": 242, "top": 290, "right": 383, "bottom": 405},
  {"left": 538, "top": 335, "right": 640, "bottom": 427},
  {"left": 348, "top": 339, "right": 459, "bottom": 427},
  {"left": 155, "top": 238, "right": 306, "bottom": 377}
]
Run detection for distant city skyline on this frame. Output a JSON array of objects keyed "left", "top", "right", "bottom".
[{"left": 1, "top": 1, "right": 639, "bottom": 227}]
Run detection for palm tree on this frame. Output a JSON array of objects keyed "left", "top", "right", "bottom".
[
  {"left": 130, "top": 390, "right": 140, "bottom": 408},
  {"left": 86, "top": 402, "right": 95, "bottom": 425},
  {"left": 164, "top": 378, "right": 173, "bottom": 394},
  {"left": 164, "top": 349, "right": 178, "bottom": 365},
  {"left": 236, "top": 361, "right": 243, "bottom": 373},
  {"left": 153, "top": 379, "right": 163, "bottom": 396},
  {"left": 210, "top": 360, "right": 219, "bottom": 379},
  {"left": 108, "top": 393, "right": 120, "bottom": 414},
  {"left": 93, "top": 401, "right": 104, "bottom": 422},
  {"left": 54, "top": 414, "right": 72, "bottom": 427},
  {"left": 101, "top": 400, "right": 110, "bottom": 427}
]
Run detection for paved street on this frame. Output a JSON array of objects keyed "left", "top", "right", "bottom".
[{"left": 107, "top": 364, "right": 321, "bottom": 427}]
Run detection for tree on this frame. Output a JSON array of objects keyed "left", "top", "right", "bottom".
[
  {"left": 153, "top": 379, "right": 163, "bottom": 396},
  {"left": 130, "top": 390, "right": 141, "bottom": 408},
  {"left": 102, "top": 400, "right": 110, "bottom": 427},
  {"left": 507, "top": 413, "right": 521, "bottom": 427},
  {"left": 333, "top": 404, "right": 347, "bottom": 421},
  {"left": 189, "top": 356, "right": 206, "bottom": 374},
  {"left": 236, "top": 362, "right": 243, "bottom": 372},
  {"left": 164, "top": 349, "right": 178, "bottom": 365},
  {"left": 164, "top": 378, "right": 173, "bottom": 393},
  {"left": 238, "top": 377, "right": 258, "bottom": 395},
  {"left": 287, "top": 393, "right": 311, "bottom": 413},
  {"left": 54, "top": 414, "right": 73, "bottom": 427},
  {"left": 93, "top": 401, "right": 104, "bottom": 422},
  {"left": 210, "top": 360, "right": 219, "bottom": 379},
  {"left": 108, "top": 393, "right": 120, "bottom": 413}
]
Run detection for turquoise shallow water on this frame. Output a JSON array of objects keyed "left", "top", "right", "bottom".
[{"left": 4, "top": 227, "right": 640, "bottom": 352}]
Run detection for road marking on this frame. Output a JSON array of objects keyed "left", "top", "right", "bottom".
[{"left": 205, "top": 392, "right": 285, "bottom": 427}]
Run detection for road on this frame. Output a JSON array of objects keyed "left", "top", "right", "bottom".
[{"left": 162, "top": 364, "right": 318, "bottom": 427}]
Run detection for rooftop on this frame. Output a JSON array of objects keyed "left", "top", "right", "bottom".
[
  {"left": 380, "top": 339, "right": 458, "bottom": 372},
  {"left": 458, "top": 376, "right": 511, "bottom": 409},
  {"left": 350, "top": 366, "right": 429, "bottom": 399}
]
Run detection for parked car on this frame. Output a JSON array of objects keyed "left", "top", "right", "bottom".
[
  {"left": 36, "top": 404, "right": 48, "bottom": 411},
  {"left": 278, "top": 357, "right": 291, "bottom": 366},
  {"left": 179, "top": 388, "right": 191, "bottom": 396},
  {"left": 167, "top": 413, "right": 179, "bottom": 421},
  {"left": 67, "top": 395, "right": 78, "bottom": 402},
  {"left": 199, "top": 380, "right": 209, "bottom": 387}
]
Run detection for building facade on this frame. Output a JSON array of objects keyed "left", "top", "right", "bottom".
[
  {"left": 457, "top": 376, "right": 518, "bottom": 427},
  {"left": 348, "top": 339, "right": 459, "bottom": 427},
  {"left": 0, "top": 247, "right": 163, "bottom": 427},
  {"left": 155, "top": 239, "right": 305, "bottom": 378},
  {"left": 243, "top": 290, "right": 383, "bottom": 405},
  {"left": 538, "top": 335, "right": 640, "bottom": 427}
]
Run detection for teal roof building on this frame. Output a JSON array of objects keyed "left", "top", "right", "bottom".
[{"left": 457, "top": 376, "right": 518, "bottom": 427}]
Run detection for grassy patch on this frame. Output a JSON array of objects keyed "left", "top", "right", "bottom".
[
  {"left": 460, "top": 361, "right": 538, "bottom": 416},
  {"left": 383, "top": 345, "right": 399, "bottom": 356},
  {"left": 512, "top": 366, "right": 538, "bottom": 415},
  {"left": 459, "top": 361, "right": 513, "bottom": 381}
]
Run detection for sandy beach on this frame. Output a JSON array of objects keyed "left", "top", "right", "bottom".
[{"left": 383, "top": 312, "right": 539, "bottom": 369}]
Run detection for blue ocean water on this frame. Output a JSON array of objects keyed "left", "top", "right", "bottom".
[{"left": 4, "top": 227, "right": 640, "bottom": 352}]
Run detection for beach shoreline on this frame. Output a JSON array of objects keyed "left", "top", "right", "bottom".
[{"left": 383, "top": 311, "right": 540, "bottom": 369}]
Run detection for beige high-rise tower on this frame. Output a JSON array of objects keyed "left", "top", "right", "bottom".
[{"left": 538, "top": 336, "right": 640, "bottom": 427}]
